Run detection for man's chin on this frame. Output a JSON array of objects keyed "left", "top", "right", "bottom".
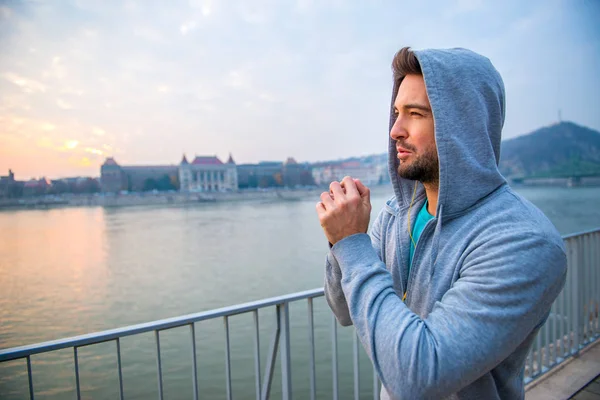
[{"left": 397, "top": 165, "right": 423, "bottom": 182}]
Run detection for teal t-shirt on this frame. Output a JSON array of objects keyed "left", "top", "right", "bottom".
[{"left": 408, "top": 201, "right": 434, "bottom": 273}]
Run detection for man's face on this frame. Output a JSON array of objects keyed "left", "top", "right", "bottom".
[{"left": 390, "top": 74, "right": 438, "bottom": 185}]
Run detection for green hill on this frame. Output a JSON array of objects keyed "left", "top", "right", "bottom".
[{"left": 499, "top": 121, "right": 600, "bottom": 179}]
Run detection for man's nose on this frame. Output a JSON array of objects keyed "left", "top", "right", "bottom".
[{"left": 390, "top": 117, "right": 407, "bottom": 141}]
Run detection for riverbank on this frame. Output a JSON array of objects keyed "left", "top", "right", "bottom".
[{"left": 0, "top": 187, "right": 327, "bottom": 211}]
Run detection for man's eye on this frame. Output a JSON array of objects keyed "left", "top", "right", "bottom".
[
  {"left": 410, "top": 111, "right": 422, "bottom": 117},
  {"left": 393, "top": 109, "right": 399, "bottom": 115}
]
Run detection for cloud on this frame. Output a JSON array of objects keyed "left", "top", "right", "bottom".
[
  {"left": 40, "top": 123, "right": 56, "bottom": 131},
  {"left": 84, "top": 147, "right": 103, "bottom": 155},
  {"left": 0, "top": 5, "right": 12, "bottom": 19},
  {"left": 3, "top": 73, "right": 47, "bottom": 93},
  {"left": 57, "top": 98, "right": 72, "bottom": 109},
  {"left": 225, "top": 69, "right": 251, "bottom": 89},
  {"left": 92, "top": 127, "right": 106, "bottom": 136},
  {"left": 133, "top": 27, "right": 167, "bottom": 43},
  {"left": 64, "top": 140, "right": 79, "bottom": 149},
  {"left": 180, "top": 21, "right": 197, "bottom": 35},
  {"left": 189, "top": 0, "right": 213, "bottom": 16}
]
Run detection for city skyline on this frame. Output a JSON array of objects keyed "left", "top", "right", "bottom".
[{"left": 1, "top": 0, "right": 599, "bottom": 180}]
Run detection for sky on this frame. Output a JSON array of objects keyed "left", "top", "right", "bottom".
[{"left": 0, "top": 0, "right": 599, "bottom": 180}]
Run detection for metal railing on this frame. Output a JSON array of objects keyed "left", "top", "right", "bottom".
[
  {"left": 1, "top": 229, "right": 598, "bottom": 399},
  {"left": 524, "top": 228, "right": 600, "bottom": 383},
  {"left": 0, "top": 288, "right": 380, "bottom": 399}
]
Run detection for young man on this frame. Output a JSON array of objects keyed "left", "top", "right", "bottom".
[{"left": 316, "top": 47, "right": 567, "bottom": 399}]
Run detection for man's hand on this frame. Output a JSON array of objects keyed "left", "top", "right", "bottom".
[{"left": 316, "top": 176, "right": 372, "bottom": 245}]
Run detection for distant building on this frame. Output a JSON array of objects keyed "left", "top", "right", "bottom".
[
  {"left": 100, "top": 158, "right": 126, "bottom": 193},
  {"left": 51, "top": 177, "right": 100, "bottom": 194},
  {"left": 282, "top": 157, "right": 315, "bottom": 187},
  {"left": 236, "top": 157, "right": 315, "bottom": 189},
  {"left": 312, "top": 161, "right": 386, "bottom": 186},
  {"left": 0, "top": 169, "right": 23, "bottom": 199},
  {"left": 237, "top": 161, "right": 284, "bottom": 189},
  {"left": 23, "top": 177, "right": 51, "bottom": 197},
  {"left": 100, "top": 158, "right": 179, "bottom": 193},
  {"left": 178, "top": 154, "right": 238, "bottom": 192}
]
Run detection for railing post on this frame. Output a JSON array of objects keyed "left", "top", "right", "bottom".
[
  {"left": 27, "top": 355, "right": 34, "bottom": 400},
  {"left": 116, "top": 338, "right": 124, "bottom": 400},
  {"left": 332, "top": 315, "right": 338, "bottom": 400},
  {"left": 353, "top": 331, "right": 360, "bottom": 400},
  {"left": 307, "top": 298, "right": 316, "bottom": 400},
  {"left": 261, "top": 317, "right": 280, "bottom": 400},
  {"left": 279, "top": 303, "right": 292, "bottom": 400},
  {"left": 190, "top": 324, "right": 199, "bottom": 400},
  {"left": 595, "top": 232, "right": 600, "bottom": 337},
  {"left": 155, "top": 330, "right": 164, "bottom": 400},
  {"left": 572, "top": 238, "right": 580, "bottom": 355}
]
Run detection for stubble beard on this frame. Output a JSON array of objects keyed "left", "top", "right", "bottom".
[{"left": 397, "top": 145, "right": 440, "bottom": 186}]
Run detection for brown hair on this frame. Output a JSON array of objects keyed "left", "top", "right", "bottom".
[{"left": 392, "top": 47, "right": 421, "bottom": 86}]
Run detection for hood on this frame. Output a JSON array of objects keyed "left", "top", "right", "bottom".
[{"left": 388, "top": 48, "right": 507, "bottom": 218}]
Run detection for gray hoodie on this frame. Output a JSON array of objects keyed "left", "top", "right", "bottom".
[{"left": 324, "top": 48, "right": 567, "bottom": 400}]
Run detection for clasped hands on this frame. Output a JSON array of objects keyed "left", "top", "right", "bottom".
[{"left": 316, "top": 176, "right": 372, "bottom": 245}]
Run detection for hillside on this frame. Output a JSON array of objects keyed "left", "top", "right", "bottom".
[
  {"left": 499, "top": 122, "right": 600, "bottom": 178},
  {"left": 318, "top": 121, "right": 600, "bottom": 180}
]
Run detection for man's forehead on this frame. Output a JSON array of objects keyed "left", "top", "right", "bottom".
[{"left": 395, "top": 75, "right": 430, "bottom": 106}]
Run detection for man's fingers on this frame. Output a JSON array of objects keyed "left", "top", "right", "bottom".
[
  {"left": 341, "top": 176, "right": 359, "bottom": 197},
  {"left": 316, "top": 201, "right": 326, "bottom": 217},
  {"left": 329, "top": 181, "right": 345, "bottom": 202},
  {"left": 354, "top": 179, "right": 370, "bottom": 197},
  {"left": 320, "top": 191, "right": 334, "bottom": 209}
]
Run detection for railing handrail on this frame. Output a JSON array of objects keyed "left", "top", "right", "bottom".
[
  {"left": 561, "top": 227, "right": 600, "bottom": 240},
  {"left": 0, "top": 287, "right": 324, "bottom": 362}
]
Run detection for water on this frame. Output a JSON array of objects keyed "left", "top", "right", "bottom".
[{"left": 0, "top": 185, "right": 599, "bottom": 399}]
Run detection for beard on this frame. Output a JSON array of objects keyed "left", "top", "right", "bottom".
[{"left": 396, "top": 144, "right": 439, "bottom": 185}]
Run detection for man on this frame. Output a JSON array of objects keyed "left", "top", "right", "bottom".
[{"left": 316, "top": 47, "right": 567, "bottom": 400}]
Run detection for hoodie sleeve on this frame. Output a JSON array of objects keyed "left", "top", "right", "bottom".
[
  {"left": 331, "top": 230, "right": 567, "bottom": 399},
  {"left": 324, "top": 208, "right": 385, "bottom": 327}
]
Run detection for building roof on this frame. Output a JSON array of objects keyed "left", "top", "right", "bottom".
[
  {"left": 24, "top": 178, "right": 50, "bottom": 188},
  {"left": 103, "top": 157, "right": 119, "bottom": 166},
  {"left": 121, "top": 165, "right": 178, "bottom": 172},
  {"left": 181, "top": 154, "right": 189, "bottom": 165},
  {"left": 192, "top": 156, "right": 223, "bottom": 165},
  {"left": 227, "top": 153, "right": 236, "bottom": 164}
]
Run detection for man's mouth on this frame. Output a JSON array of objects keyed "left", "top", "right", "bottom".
[{"left": 397, "top": 146, "right": 412, "bottom": 159}]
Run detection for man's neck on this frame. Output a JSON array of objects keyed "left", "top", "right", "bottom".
[{"left": 423, "top": 183, "right": 439, "bottom": 216}]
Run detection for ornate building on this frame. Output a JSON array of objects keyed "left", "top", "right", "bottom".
[
  {"left": 178, "top": 154, "right": 238, "bottom": 192},
  {"left": 100, "top": 158, "right": 179, "bottom": 193}
]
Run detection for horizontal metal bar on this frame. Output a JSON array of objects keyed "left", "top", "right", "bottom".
[
  {"left": 0, "top": 288, "right": 324, "bottom": 362},
  {"left": 561, "top": 228, "right": 599, "bottom": 240}
]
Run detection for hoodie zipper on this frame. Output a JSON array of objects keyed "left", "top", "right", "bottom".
[{"left": 404, "top": 218, "right": 437, "bottom": 303}]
